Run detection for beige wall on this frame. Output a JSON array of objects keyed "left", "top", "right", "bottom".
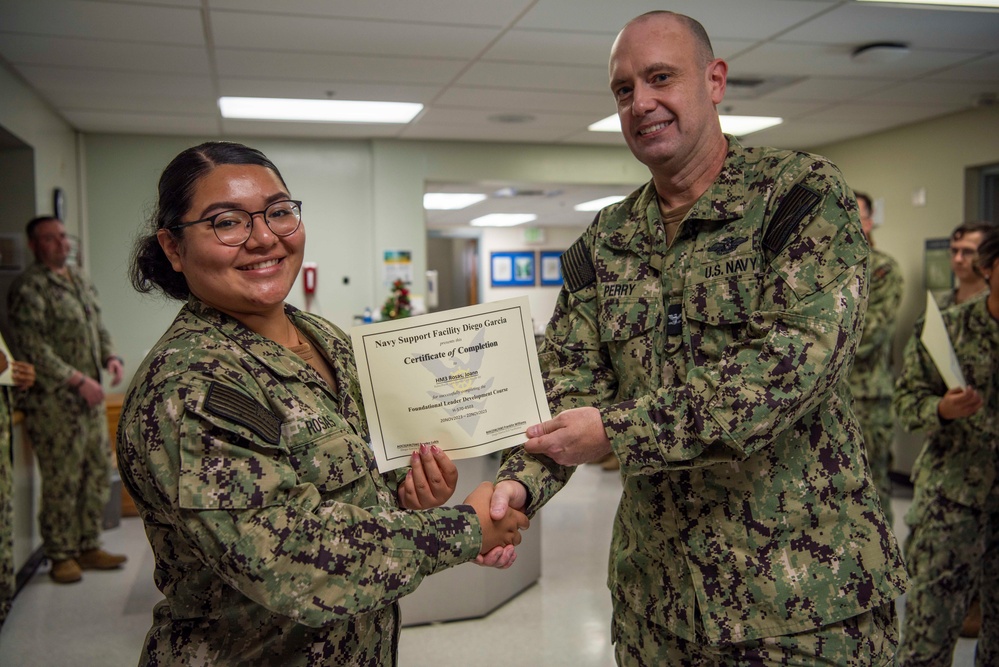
[
  {"left": 816, "top": 105, "right": 999, "bottom": 473},
  {"left": 817, "top": 106, "right": 999, "bottom": 361}
]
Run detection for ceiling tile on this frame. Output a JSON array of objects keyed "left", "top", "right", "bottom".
[
  {"left": 0, "top": 34, "right": 209, "bottom": 74},
  {"left": 209, "top": 10, "right": 501, "bottom": 59},
  {"left": 0, "top": 0, "right": 204, "bottom": 45},
  {"left": 214, "top": 49, "right": 464, "bottom": 86}
]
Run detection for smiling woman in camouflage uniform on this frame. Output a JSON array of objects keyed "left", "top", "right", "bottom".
[
  {"left": 118, "top": 141, "right": 527, "bottom": 666},
  {"left": 893, "top": 225, "right": 999, "bottom": 667}
]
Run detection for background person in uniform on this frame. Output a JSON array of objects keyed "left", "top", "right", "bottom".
[
  {"left": 938, "top": 220, "right": 994, "bottom": 309},
  {"left": 0, "top": 352, "right": 35, "bottom": 627},
  {"left": 485, "top": 11, "right": 907, "bottom": 665},
  {"left": 7, "top": 216, "right": 126, "bottom": 584},
  {"left": 894, "top": 226, "right": 999, "bottom": 667},
  {"left": 848, "top": 191, "right": 904, "bottom": 526},
  {"left": 119, "top": 141, "right": 528, "bottom": 666},
  {"left": 929, "top": 218, "right": 993, "bottom": 637},
  {"left": 893, "top": 224, "right": 999, "bottom": 667}
]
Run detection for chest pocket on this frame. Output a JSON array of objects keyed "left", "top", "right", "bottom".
[
  {"left": 285, "top": 424, "right": 374, "bottom": 504},
  {"left": 684, "top": 259, "right": 761, "bottom": 367},
  {"left": 598, "top": 293, "right": 662, "bottom": 397}
]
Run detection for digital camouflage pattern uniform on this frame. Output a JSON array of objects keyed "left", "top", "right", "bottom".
[
  {"left": 7, "top": 262, "right": 115, "bottom": 562},
  {"left": 0, "top": 387, "right": 12, "bottom": 626},
  {"left": 893, "top": 295, "right": 999, "bottom": 667},
  {"left": 848, "top": 247, "right": 904, "bottom": 525},
  {"left": 117, "top": 298, "right": 482, "bottom": 667},
  {"left": 498, "top": 137, "right": 908, "bottom": 663}
]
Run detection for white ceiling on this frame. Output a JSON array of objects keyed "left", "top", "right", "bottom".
[{"left": 1, "top": 0, "right": 997, "bottom": 231}]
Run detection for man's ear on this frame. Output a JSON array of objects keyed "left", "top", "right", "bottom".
[
  {"left": 707, "top": 58, "right": 727, "bottom": 105},
  {"left": 156, "top": 229, "right": 184, "bottom": 273}
]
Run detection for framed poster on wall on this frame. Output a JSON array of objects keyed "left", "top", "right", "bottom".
[
  {"left": 539, "top": 251, "right": 563, "bottom": 286},
  {"left": 491, "top": 251, "right": 535, "bottom": 287}
]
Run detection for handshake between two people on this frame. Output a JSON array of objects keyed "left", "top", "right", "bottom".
[
  {"left": 395, "top": 443, "right": 529, "bottom": 570},
  {"left": 395, "top": 407, "right": 613, "bottom": 570}
]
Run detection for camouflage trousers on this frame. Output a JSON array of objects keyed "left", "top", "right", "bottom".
[
  {"left": 896, "top": 485, "right": 999, "bottom": 667},
  {"left": 852, "top": 397, "right": 894, "bottom": 527},
  {"left": 611, "top": 598, "right": 898, "bottom": 666},
  {"left": 23, "top": 393, "right": 110, "bottom": 562},
  {"left": 0, "top": 394, "right": 12, "bottom": 627}
]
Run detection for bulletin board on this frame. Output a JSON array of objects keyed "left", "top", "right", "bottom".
[{"left": 491, "top": 251, "right": 535, "bottom": 287}]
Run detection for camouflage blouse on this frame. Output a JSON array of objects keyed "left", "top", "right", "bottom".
[
  {"left": 499, "top": 137, "right": 907, "bottom": 644},
  {"left": 117, "top": 298, "right": 480, "bottom": 666},
  {"left": 894, "top": 295, "right": 999, "bottom": 510}
]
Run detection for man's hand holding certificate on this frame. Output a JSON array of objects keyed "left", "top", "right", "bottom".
[{"left": 351, "top": 296, "right": 551, "bottom": 473}]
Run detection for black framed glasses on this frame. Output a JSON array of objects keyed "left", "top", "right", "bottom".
[{"left": 170, "top": 200, "right": 303, "bottom": 246}]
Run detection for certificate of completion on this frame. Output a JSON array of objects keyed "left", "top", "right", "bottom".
[{"left": 351, "top": 296, "right": 551, "bottom": 473}]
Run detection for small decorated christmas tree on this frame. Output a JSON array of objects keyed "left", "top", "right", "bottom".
[{"left": 381, "top": 279, "right": 412, "bottom": 320}]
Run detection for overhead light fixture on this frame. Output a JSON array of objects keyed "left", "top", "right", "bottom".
[
  {"left": 218, "top": 97, "right": 423, "bottom": 123},
  {"left": 851, "top": 42, "right": 911, "bottom": 64},
  {"left": 855, "top": 0, "right": 999, "bottom": 7},
  {"left": 588, "top": 114, "right": 783, "bottom": 137},
  {"left": 423, "top": 193, "right": 487, "bottom": 210},
  {"left": 470, "top": 213, "right": 537, "bottom": 227},
  {"left": 720, "top": 115, "right": 784, "bottom": 135},
  {"left": 574, "top": 196, "right": 627, "bottom": 211}
]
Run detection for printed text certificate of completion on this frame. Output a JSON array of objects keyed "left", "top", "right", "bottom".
[{"left": 351, "top": 297, "right": 551, "bottom": 473}]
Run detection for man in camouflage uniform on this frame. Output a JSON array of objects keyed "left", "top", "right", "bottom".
[
  {"left": 848, "top": 192, "right": 904, "bottom": 526},
  {"left": 892, "top": 228, "right": 999, "bottom": 666},
  {"left": 7, "top": 216, "right": 126, "bottom": 584},
  {"left": 936, "top": 221, "right": 992, "bottom": 310},
  {"left": 488, "top": 11, "right": 907, "bottom": 664}
]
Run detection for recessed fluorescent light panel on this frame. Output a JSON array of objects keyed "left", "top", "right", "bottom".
[
  {"left": 218, "top": 97, "right": 423, "bottom": 123},
  {"left": 423, "top": 193, "right": 488, "bottom": 210},
  {"left": 470, "top": 214, "right": 538, "bottom": 227},
  {"left": 574, "top": 196, "right": 627, "bottom": 211},
  {"left": 588, "top": 114, "right": 783, "bottom": 137},
  {"left": 720, "top": 115, "right": 784, "bottom": 135},
  {"left": 855, "top": 0, "right": 999, "bottom": 7}
]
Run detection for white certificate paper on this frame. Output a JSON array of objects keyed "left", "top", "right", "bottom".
[
  {"left": 351, "top": 296, "right": 551, "bottom": 472},
  {"left": 920, "top": 291, "right": 967, "bottom": 390}
]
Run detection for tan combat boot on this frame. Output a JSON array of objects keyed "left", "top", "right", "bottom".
[
  {"left": 50, "top": 558, "right": 83, "bottom": 584},
  {"left": 77, "top": 548, "right": 128, "bottom": 570}
]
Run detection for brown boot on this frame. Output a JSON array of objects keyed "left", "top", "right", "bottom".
[
  {"left": 961, "top": 597, "right": 982, "bottom": 638},
  {"left": 50, "top": 558, "right": 82, "bottom": 584},
  {"left": 77, "top": 548, "right": 127, "bottom": 570}
]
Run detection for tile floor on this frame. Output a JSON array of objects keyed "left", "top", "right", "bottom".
[{"left": 0, "top": 464, "right": 978, "bottom": 666}]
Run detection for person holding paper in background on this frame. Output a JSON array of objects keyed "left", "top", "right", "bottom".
[
  {"left": 119, "top": 141, "right": 527, "bottom": 666},
  {"left": 893, "top": 224, "right": 999, "bottom": 666}
]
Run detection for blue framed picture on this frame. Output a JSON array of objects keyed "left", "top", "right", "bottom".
[
  {"left": 540, "top": 251, "right": 563, "bottom": 286},
  {"left": 491, "top": 251, "right": 535, "bottom": 287}
]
